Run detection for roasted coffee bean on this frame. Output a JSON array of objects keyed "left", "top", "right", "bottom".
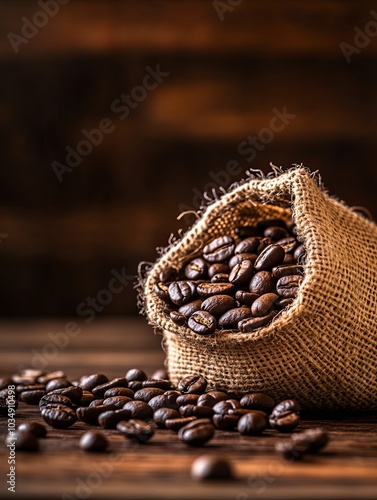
[
  {"left": 269, "top": 399, "right": 301, "bottom": 432},
  {"left": 210, "top": 273, "right": 230, "bottom": 283},
  {"left": 201, "top": 295, "right": 237, "bottom": 316},
  {"left": 272, "top": 399, "right": 301, "bottom": 416},
  {"left": 163, "top": 390, "right": 181, "bottom": 402},
  {"left": 197, "top": 391, "right": 229, "bottom": 407},
  {"left": 176, "top": 394, "right": 199, "bottom": 407},
  {"left": 238, "top": 310, "right": 278, "bottom": 333},
  {"left": 142, "top": 379, "right": 172, "bottom": 390},
  {"left": 191, "top": 455, "right": 234, "bottom": 481},
  {"left": 103, "top": 396, "right": 132, "bottom": 409},
  {"left": 249, "top": 271, "right": 276, "bottom": 295},
  {"left": 188, "top": 311, "right": 217, "bottom": 335},
  {"left": 185, "top": 258, "right": 208, "bottom": 280},
  {"left": 16, "top": 383, "right": 46, "bottom": 394},
  {"left": 275, "top": 297, "right": 294, "bottom": 308},
  {"left": 41, "top": 404, "right": 77, "bottom": 429},
  {"left": 178, "top": 375, "right": 207, "bottom": 394},
  {"left": 170, "top": 310, "right": 186, "bottom": 326},
  {"left": 76, "top": 405, "right": 115, "bottom": 425},
  {"left": 264, "top": 226, "right": 289, "bottom": 241},
  {"left": 294, "top": 244, "right": 306, "bottom": 261},
  {"left": 78, "top": 391, "right": 96, "bottom": 406},
  {"left": 125, "top": 368, "right": 148, "bottom": 382},
  {"left": 257, "top": 237, "right": 275, "bottom": 253},
  {"left": 6, "top": 431, "right": 39, "bottom": 452},
  {"left": 178, "top": 300, "right": 204, "bottom": 318},
  {"left": 208, "top": 263, "right": 230, "bottom": 278},
  {"left": 79, "top": 374, "right": 109, "bottom": 392},
  {"left": 128, "top": 380, "right": 143, "bottom": 392},
  {"left": 229, "top": 259, "right": 254, "bottom": 286},
  {"left": 46, "top": 378, "right": 72, "bottom": 392},
  {"left": 272, "top": 264, "right": 304, "bottom": 279},
  {"left": 12, "top": 370, "right": 41, "bottom": 385},
  {"left": 117, "top": 419, "right": 155, "bottom": 443},
  {"left": 229, "top": 253, "right": 257, "bottom": 268},
  {"left": 152, "top": 368, "right": 168, "bottom": 380},
  {"left": 212, "top": 399, "right": 241, "bottom": 414},
  {"left": 213, "top": 413, "right": 240, "bottom": 431},
  {"left": 179, "top": 418, "right": 215, "bottom": 446},
  {"left": 165, "top": 416, "right": 197, "bottom": 432},
  {"left": 123, "top": 400, "right": 154, "bottom": 420},
  {"left": 153, "top": 408, "right": 181, "bottom": 428},
  {"left": 79, "top": 431, "right": 108, "bottom": 452},
  {"left": 219, "top": 307, "right": 253, "bottom": 329},
  {"left": 240, "top": 393, "right": 275, "bottom": 414},
  {"left": 283, "top": 253, "right": 295, "bottom": 264},
  {"left": 89, "top": 399, "right": 105, "bottom": 407},
  {"left": 276, "top": 275, "right": 304, "bottom": 298},
  {"left": 251, "top": 293, "right": 279, "bottom": 317},
  {"left": 168, "top": 281, "right": 196, "bottom": 306},
  {"left": 159, "top": 266, "right": 178, "bottom": 283},
  {"left": 134, "top": 388, "right": 165, "bottom": 403},
  {"left": 234, "top": 225, "right": 259, "bottom": 238},
  {"left": 180, "top": 404, "right": 214, "bottom": 419},
  {"left": 38, "top": 370, "right": 66, "bottom": 385},
  {"left": 49, "top": 386, "right": 83, "bottom": 404},
  {"left": 39, "top": 393, "right": 74, "bottom": 409},
  {"left": 291, "top": 427, "right": 329, "bottom": 453},
  {"left": 98, "top": 409, "right": 131, "bottom": 428},
  {"left": 235, "top": 290, "right": 259, "bottom": 306},
  {"left": 203, "top": 236, "right": 235, "bottom": 263},
  {"left": 254, "top": 244, "right": 285, "bottom": 272},
  {"left": 92, "top": 378, "right": 128, "bottom": 397},
  {"left": 237, "top": 411, "right": 268, "bottom": 435},
  {"left": 0, "top": 377, "right": 13, "bottom": 390},
  {"left": 18, "top": 421, "right": 47, "bottom": 438},
  {"left": 103, "top": 387, "right": 134, "bottom": 399},
  {"left": 196, "top": 282, "right": 235, "bottom": 297},
  {"left": 20, "top": 389, "right": 46, "bottom": 405},
  {"left": 276, "top": 237, "right": 297, "bottom": 253},
  {"left": 148, "top": 395, "right": 178, "bottom": 412},
  {"left": 235, "top": 237, "right": 260, "bottom": 254},
  {"left": 154, "top": 282, "right": 171, "bottom": 303}
]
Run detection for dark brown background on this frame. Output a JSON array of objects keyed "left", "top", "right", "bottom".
[{"left": 0, "top": 0, "right": 376, "bottom": 316}]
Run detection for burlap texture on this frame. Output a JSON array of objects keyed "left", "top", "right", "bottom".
[{"left": 141, "top": 167, "right": 377, "bottom": 410}]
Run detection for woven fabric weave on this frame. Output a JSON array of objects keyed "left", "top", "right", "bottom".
[{"left": 142, "top": 167, "right": 377, "bottom": 410}]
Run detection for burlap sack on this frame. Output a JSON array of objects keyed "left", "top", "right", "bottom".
[{"left": 140, "top": 167, "right": 377, "bottom": 410}]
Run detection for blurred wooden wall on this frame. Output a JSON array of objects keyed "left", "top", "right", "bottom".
[{"left": 0, "top": 0, "right": 376, "bottom": 315}]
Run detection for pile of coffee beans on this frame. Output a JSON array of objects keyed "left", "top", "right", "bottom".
[
  {"left": 1, "top": 369, "right": 329, "bottom": 469},
  {"left": 155, "top": 217, "right": 305, "bottom": 334}
]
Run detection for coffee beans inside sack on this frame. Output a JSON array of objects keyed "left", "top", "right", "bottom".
[{"left": 142, "top": 167, "right": 377, "bottom": 410}]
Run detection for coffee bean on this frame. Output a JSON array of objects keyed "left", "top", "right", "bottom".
[
  {"left": 103, "top": 387, "right": 134, "bottom": 399},
  {"left": 117, "top": 419, "right": 155, "bottom": 443},
  {"left": 134, "top": 388, "right": 165, "bottom": 403},
  {"left": 272, "top": 264, "right": 304, "bottom": 279},
  {"left": 185, "top": 258, "right": 208, "bottom": 280},
  {"left": 176, "top": 394, "right": 200, "bottom": 407},
  {"left": 257, "top": 237, "right": 275, "bottom": 253},
  {"left": 125, "top": 368, "right": 148, "bottom": 382},
  {"left": 275, "top": 297, "right": 294, "bottom": 308},
  {"left": 269, "top": 399, "right": 301, "bottom": 432},
  {"left": 235, "top": 290, "right": 259, "bottom": 306},
  {"left": 229, "top": 253, "right": 257, "bottom": 268},
  {"left": 191, "top": 455, "right": 234, "bottom": 481},
  {"left": 79, "top": 374, "right": 109, "bottom": 392},
  {"left": 142, "top": 379, "right": 172, "bottom": 390},
  {"left": 234, "top": 225, "right": 259, "bottom": 238},
  {"left": 6, "top": 431, "right": 39, "bottom": 452},
  {"left": 37, "top": 370, "right": 66, "bottom": 385},
  {"left": 235, "top": 237, "right": 260, "bottom": 254},
  {"left": 41, "top": 404, "right": 77, "bottom": 429},
  {"left": 291, "top": 427, "right": 329, "bottom": 453},
  {"left": 123, "top": 400, "right": 154, "bottom": 420},
  {"left": 77, "top": 404, "right": 116, "bottom": 425},
  {"left": 152, "top": 368, "right": 169, "bottom": 380},
  {"left": 18, "top": 421, "right": 47, "bottom": 438},
  {"left": 179, "top": 404, "right": 214, "bottom": 419},
  {"left": 208, "top": 263, "right": 230, "bottom": 278},
  {"left": 46, "top": 378, "right": 72, "bottom": 392},
  {"left": 165, "top": 416, "right": 197, "bottom": 432},
  {"left": 238, "top": 311, "right": 278, "bottom": 333},
  {"left": 178, "top": 375, "right": 207, "bottom": 394},
  {"left": 168, "top": 281, "right": 196, "bottom": 306},
  {"left": 16, "top": 383, "right": 46, "bottom": 394},
  {"left": 89, "top": 399, "right": 105, "bottom": 407},
  {"left": 212, "top": 413, "right": 240, "bottom": 431},
  {"left": 203, "top": 236, "right": 235, "bottom": 263},
  {"left": 20, "top": 390, "right": 46, "bottom": 405},
  {"left": 188, "top": 311, "right": 217, "bottom": 335},
  {"left": 276, "top": 275, "right": 304, "bottom": 298},
  {"left": 39, "top": 393, "right": 73, "bottom": 409},
  {"left": 148, "top": 395, "right": 178, "bottom": 412},
  {"left": 264, "top": 226, "right": 289, "bottom": 240},
  {"left": 271, "top": 399, "right": 301, "bottom": 416},
  {"left": 218, "top": 307, "right": 253, "bottom": 329},
  {"left": 128, "top": 380, "right": 144, "bottom": 392},
  {"left": 251, "top": 293, "right": 279, "bottom": 317},
  {"left": 294, "top": 245, "right": 306, "bottom": 262},
  {"left": 240, "top": 393, "right": 275, "bottom": 414},
  {"left": 0, "top": 377, "right": 13, "bottom": 390},
  {"left": 163, "top": 390, "right": 181, "bottom": 403},
  {"left": 92, "top": 378, "right": 128, "bottom": 398},
  {"left": 153, "top": 408, "right": 181, "bottom": 428},
  {"left": 154, "top": 282, "right": 172, "bottom": 303},
  {"left": 254, "top": 244, "right": 285, "bottom": 272},
  {"left": 103, "top": 396, "right": 132, "bottom": 409},
  {"left": 197, "top": 392, "right": 229, "bottom": 407},
  {"left": 210, "top": 273, "right": 230, "bottom": 283},
  {"left": 283, "top": 253, "right": 296, "bottom": 264},
  {"left": 229, "top": 259, "right": 254, "bottom": 286},
  {"left": 249, "top": 271, "right": 276, "bottom": 295},
  {"left": 178, "top": 300, "right": 204, "bottom": 318},
  {"left": 178, "top": 418, "right": 214, "bottom": 446},
  {"left": 159, "top": 266, "right": 178, "bottom": 283},
  {"left": 237, "top": 411, "right": 268, "bottom": 435},
  {"left": 276, "top": 237, "right": 297, "bottom": 253},
  {"left": 49, "top": 386, "right": 83, "bottom": 404},
  {"left": 196, "top": 282, "right": 235, "bottom": 297},
  {"left": 79, "top": 431, "right": 108, "bottom": 452},
  {"left": 212, "top": 399, "right": 241, "bottom": 414},
  {"left": 170, "top": 310, "right": 186, "bottom": 326},
  {"left": 98, "top": 409, "right": 131, "bottom": 429},
  {"left": 201, "top": 295, "right": 237, "bottom": 316}
]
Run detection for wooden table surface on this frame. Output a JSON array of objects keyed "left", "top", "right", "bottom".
[{"left": 1, "top": 318, "right": 377, "bottom": 500}]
